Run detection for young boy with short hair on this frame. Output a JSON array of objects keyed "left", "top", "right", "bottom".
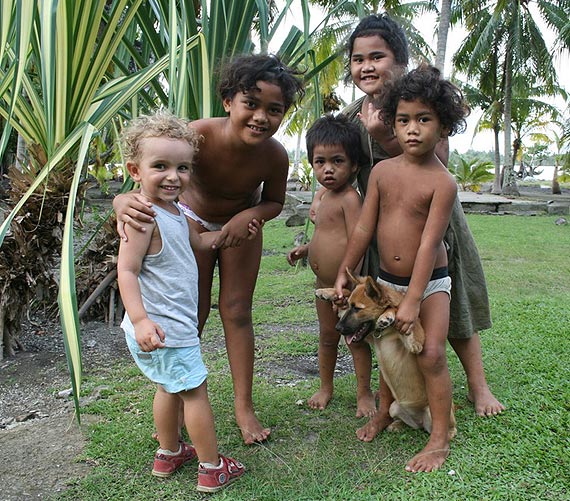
[
  {"left": 335, "top": 65, "right": 469, "bottom": 473},
  {"left": 287, "top": 114, "right": 375, "bottom": 417},
  {"left": 117, "top": 111, "right": 248, "bottom": 492}
]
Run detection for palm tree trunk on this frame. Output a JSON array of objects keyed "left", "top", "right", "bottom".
[
  {"left": 291, "top": 132, "right": 302, "bottom": 181},
  {"left": 552, "top": 163, "right": 561, "bottom": 195},
  {"left": 492, "top": 126, "right": 502, "bottom": 194},
  {"left": 435, "top": 0, "right": 452, "bottom": 73},
  {"left": 501, "top": 49, "right": 519, "bottom": 196}
]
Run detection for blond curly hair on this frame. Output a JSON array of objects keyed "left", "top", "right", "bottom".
[{"left": 120, "top": 109, "right": 201, "bottom": 163}]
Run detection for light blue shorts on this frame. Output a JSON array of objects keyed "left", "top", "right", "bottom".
[{"left": 125, "top": 335, "right": 208, "bottom": 394}]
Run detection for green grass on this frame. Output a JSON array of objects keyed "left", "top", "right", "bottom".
[{"left": 58, "top": 215, "right": 570, "bottom": 500}]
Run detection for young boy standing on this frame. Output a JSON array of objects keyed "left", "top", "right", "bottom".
[
  {"left": 114, "top": 55, "right": 305, "bottom": 444},
  {"left": 335, "top": 65, "right": 469, "bottom": 473},
  {"left": 343, "top": 13, "right": 504, "bottom": 419},
  {"left": 287, "top": 115, "right": 375, "bottom": 417},
  {"left": 117, "top": 111, "right": 246, "bottom": 492}
]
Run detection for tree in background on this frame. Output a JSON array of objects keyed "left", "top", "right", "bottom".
[
  {"left": 509, "top": 84, "right": 562, "bottom": 182},
  {"left": 454, "top": 37, "right": 504, "bottom": 193},
  {"left": 548, "top": 117, "right": 570, "bottom": 194},
  {"left": 452, "top": 0, "right": 570, "bottom": 196},
  {"left": 435, "top": 0, "right": 452, "bottom": 72}
]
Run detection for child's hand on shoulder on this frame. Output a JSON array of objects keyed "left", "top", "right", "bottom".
[
  {"left": 134, "top": 319, "right": 165, "bottom": 352},
  {"left": 114, "top": 192, "right": 156, "bottom": 242}
]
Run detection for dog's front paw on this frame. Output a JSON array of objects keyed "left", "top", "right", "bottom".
[
  {"left": 376, "top": 312, "right": 395, "bottom": 330},
  {"left": 315, "top": 288, "right": 336, "bottom": 302}
]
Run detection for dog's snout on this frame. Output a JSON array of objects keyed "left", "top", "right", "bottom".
[{"left": 335, "top": 317, "right": 349, "bottom": 335}]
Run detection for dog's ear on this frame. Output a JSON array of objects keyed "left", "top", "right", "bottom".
[
  {"left": 376, "top": 282, "right": 403, "bottom": 307},
  {"left": 364, "top": 276, "right": 382, "bottom": 299}
]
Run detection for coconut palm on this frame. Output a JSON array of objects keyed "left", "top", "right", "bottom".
[
  {"left": 509, "top": 85, "right": 562, "bottom": 180},
  {"left": 454, "top": 34, "right": 504, "bottom": 193},
  {"left": 435, "top": 0, "right": 453, "bottom": 72},
  {"left": 548, "top": 118, "right": 570, "bottom": 193},
  {"left": 452, "top": 0, "right": 570, "bottom": 195}
]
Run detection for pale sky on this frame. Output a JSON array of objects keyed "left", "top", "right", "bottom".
[{"left": 270, "top": 3, "right": 569, "bottom": 155}]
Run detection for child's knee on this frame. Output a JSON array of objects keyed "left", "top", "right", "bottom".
[
  {"left": 418, "top": 345, "right": 448, "bottom": 373},
  {"left": 320, "top": 335, "right": 340, "bottom": 351},
  {"left": 219, "top": 299, "right": 253, "bottom": 326}
]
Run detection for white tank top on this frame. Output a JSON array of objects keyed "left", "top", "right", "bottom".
[{"left": 121, "top": 203, "right": 200, "bottom": 347}]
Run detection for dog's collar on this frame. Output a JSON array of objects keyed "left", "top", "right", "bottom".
[{"left": 372, "top": 329, "right": 386, "bottom": 340}]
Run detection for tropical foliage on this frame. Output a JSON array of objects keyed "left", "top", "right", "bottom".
[
  {"left": 0, "top": 0, "right": 569, "bottom": 421},
  {"left": 449, "top": 157, "right": 494, "bottom": 192},
  {"left": 0, "top": 0, "right": 368, "bottom": 417},
  {"left": 451, "top": 0, "right": 570, "bottom": 195}
]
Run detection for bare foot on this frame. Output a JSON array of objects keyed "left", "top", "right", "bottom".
[
  {"left": 405, "top": 438, "right": 450, "bottom": 473},
  {"left": 307, "top": 388, "right": 333, "bottom": 410},
  {"left": 356, "top": 389, "right": 377, "bottom": 418},
  {"left": 236, "top": 409, "right": 270, "bottom": 445},
  {"left": 356, "top": 412, "right": 393, "bottom": 442},
  {"left": 468, "top": 387, "right": 506, "bottom": 416}
]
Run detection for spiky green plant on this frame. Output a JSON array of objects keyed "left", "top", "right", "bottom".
[
  {"left": 0, "top": 0, "right": 204, "bottom": 416},
  {"left": 449, "top": 156, "right": 495, "bottom": 192},
  {"left": 0, "top": 0, "right": 352, "bottom": 421}
]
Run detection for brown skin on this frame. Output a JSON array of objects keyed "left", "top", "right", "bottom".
[
  {"left": 114, "top": 81, "right": 290, "bottom": 445},
  {"left": 360, "top": 99, "right": 505, "bottom": 418},
  {"left": 352, "top": 35, "right": 504, "bottom": 419},
  {"left": 335, "top": 99, "right": 458, "bottom": 473},
  {"left": 288, "top": 186, "right": 374, "bottom": 417},
  {"left": 287, "top": 144, "right": 374, "bottom": 417}
]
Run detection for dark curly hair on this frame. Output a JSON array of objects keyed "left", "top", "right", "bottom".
[
  {"left": 218, "top": 54, "right": 305, "bottom": 111},
  {"left": 345, "top": 13, "right": 409, "bottom": 84},
  {"left": 306, "top": 114, "right": 364, "bottom": 181},
  {"left": 378, "top": 64, "right": 470, "bottom": 136}
]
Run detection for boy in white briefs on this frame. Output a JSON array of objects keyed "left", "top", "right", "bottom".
[{"left": 335, "top": 65, "right": 469, "bottom": 473}]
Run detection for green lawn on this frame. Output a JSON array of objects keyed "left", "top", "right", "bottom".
[{"left": 60, "top": 214, "right": 570, "bottom": 500}]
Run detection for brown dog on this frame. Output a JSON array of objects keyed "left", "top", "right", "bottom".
[{"left": 315, "top": 271, "right": 456, "bottom": 439}]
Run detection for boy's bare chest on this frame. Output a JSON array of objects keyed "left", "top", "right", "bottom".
[
  {"left": 378, "top": 180, "right": 434, "bottom": 219},
  {"left": 314, "top": 194, "right": 346, "bottom": 228},
  {"left": 193, "top": 150, "right": 270, "bottom": 193}
]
